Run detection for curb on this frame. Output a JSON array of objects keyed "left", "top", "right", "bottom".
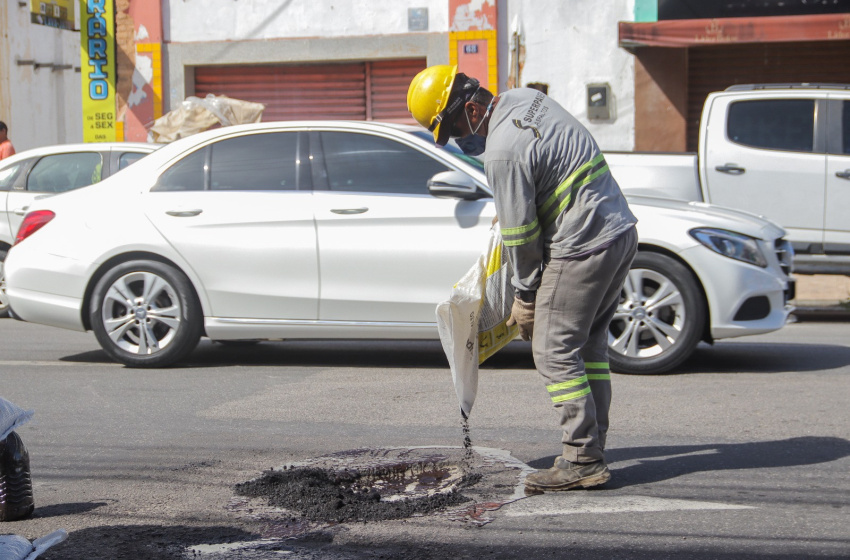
[{"left": 789, "top": 302, "right": 850, "bottom": 321}]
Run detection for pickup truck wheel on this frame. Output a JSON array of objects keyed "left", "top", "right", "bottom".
[
  {"left": 608, "top": 252, "right": 705, "bottom": 374},
  {"left": 90, "top": 260, "right": 203, "bottom": 368},
  {"left": 0, "top": 248, "right": 9, "bottom": 318}
]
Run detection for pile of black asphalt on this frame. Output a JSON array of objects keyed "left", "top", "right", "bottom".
[{"left": 235, "top": 464, "right": 482, "bottom": 523}]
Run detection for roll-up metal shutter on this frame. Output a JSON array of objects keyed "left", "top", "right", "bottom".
[
  {"left": 369, "top": 59, "right": 426, "bottom": 123},
  {"left": 194, "top": 59, "right": 425, "bottom": 124},
  {"left": 686, "top": 41, "right": 850, "bottom": 150}
]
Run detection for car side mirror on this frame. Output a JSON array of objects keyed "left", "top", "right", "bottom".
[{"left": 427, "top": 171, "right": 485, "bottom": 200}]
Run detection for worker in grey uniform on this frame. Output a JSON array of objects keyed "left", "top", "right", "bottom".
[{"left": 408, "top": 65, "right": 637, "bottom": 491}]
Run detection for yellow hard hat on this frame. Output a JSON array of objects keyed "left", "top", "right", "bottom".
[{"left": 408, "top": 65, "right": 463, "bottom": 146}]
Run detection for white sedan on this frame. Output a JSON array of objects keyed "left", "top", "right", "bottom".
[
  {"left": 4, "top": 121, "right": 794, "bottom": 373},
  {"left": 0, "top": 142, "right": 157, "bottom": 316}
]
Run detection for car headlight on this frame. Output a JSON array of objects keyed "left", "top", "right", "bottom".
[{"left": 689, "top": 228, "right": 768, "bottom": 267}]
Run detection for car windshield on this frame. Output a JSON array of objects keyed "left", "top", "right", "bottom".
[{"left": 408, "top": 130, "right": 485, "bottom": 172}]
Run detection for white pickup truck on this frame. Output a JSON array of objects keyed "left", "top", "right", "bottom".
[{"left": 608, "top": 83, "right": 850, "bottom": 275}]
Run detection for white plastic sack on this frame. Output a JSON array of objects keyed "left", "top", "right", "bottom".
[
  {"left": 436, "top": 225, "right": 519, "bottom": 418},
  {"left": 149, "top": 94, "right": 265, "bottom": 143},
  {"left": 0, "top": 530, "right": 67, "bottom": 560},
  {"left": 0, "top": 397, "right": 34, "bottom": 442}
]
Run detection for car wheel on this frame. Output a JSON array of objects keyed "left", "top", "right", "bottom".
[
  {"left": 608, "top": 252, "right": 706, "bottom": 374},
  {"left": 90, "top": 260, "right": 203, "bottom": 368},
  {"left": 0, "top": 248, "right": 9, "bottom": 319}
]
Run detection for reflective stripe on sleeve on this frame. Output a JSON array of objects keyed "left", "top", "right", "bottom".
[
  {"left": 502, "top": 216, "right": 541, "bottom": 248},
  {"left": 539, "top": 154, "right": 609, "bottom": 230}
]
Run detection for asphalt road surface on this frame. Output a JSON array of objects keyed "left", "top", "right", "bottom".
[{"left": 1, "top": 317, "right": 848, "bottom": 559}]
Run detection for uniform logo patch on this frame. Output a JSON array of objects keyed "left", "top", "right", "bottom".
[{"left": 512, "top": 119, "right": 541, "bottom": 139}]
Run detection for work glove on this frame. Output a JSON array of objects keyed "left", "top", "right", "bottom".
[{"left": 506, "top": 296, "right": 535, "bottom": 341}]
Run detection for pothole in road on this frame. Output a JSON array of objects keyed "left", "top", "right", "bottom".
[
  {"left": 235, "top": 457, "right": 479, "bottom": 524},
  {"left": 228, "top": 446, "right": 533, "bottom": 540}
]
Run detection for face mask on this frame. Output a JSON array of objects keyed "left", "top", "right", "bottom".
[
  {"left": 457, "top": 134, "right": 486, "bottom": 157},
  {"left": 456, "top": 100, "right": 492, "bottom": 157}
]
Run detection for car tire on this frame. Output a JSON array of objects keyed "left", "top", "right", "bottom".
[
  {"left": 90, "top": 260, "right": 203, "bottom": 368},
  {"left": 608, "top": 252, "right": 706, "bottom": 375},
  {"left": 0, "top": 248, "right": 9, "bottom": 319}
]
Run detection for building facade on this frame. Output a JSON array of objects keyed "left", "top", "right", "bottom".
[
  {"left": 0, "top": 1, "right": 80, "bottom": 151},
  {"left": 1, "top": 0, "right": 849, "bottom": 153}
]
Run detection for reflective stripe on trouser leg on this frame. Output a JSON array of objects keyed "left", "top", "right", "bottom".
[
  {"left": 583, "top": 227, "right": 637, "bottom": 451},
  {"left": 584, "top": 361, "right": 612, "bottom": 451},
  {"left": 531, "top": 227, "right": 637, "bottom": 463}
]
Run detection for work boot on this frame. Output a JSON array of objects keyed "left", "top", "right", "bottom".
[{"left": 524, "top": 456, "right": 610, "bottom": 493}]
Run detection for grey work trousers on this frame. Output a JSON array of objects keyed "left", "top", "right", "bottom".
[{"left": 531, "top": 226, "right": 637, "bottom": 463}]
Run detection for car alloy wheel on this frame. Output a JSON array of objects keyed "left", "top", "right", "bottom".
[
  {"left": 90, "top": 260, "right": 203, "bottom": 367},
  {"left": 608, "top": 252, "right": 705, "bottom": 374}
]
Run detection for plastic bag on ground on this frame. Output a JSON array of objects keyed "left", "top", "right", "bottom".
[
  {"left": 0, "top": 530, "right": 67, "bottom": 560},
  {"left": 436, "top": 224, "right": 518, "bottom": 418},
  {"left": 0, "top": 398, "right": 33, "bottom": 442}
]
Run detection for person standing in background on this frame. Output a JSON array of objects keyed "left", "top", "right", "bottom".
[{"left": 0, "top": 122, "right": 15, "bottom": 160}]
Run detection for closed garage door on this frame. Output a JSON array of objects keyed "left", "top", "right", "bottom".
[{"left": 194, "top": 59, "right": 426, "bottom": 124}]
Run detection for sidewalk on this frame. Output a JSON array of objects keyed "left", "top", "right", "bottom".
[{"left": 790, "top": 274, "right": 850, "bottom": 319}]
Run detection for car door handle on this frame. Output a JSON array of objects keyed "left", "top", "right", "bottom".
[
  {"left": 836, "top": 169, "right": 850, "bottom": 180},
  {"left": 715, "top": 164, "right": 746, "bottom": 175},
  {"left": 331, "top": 207, "right": 369, "bottom": 215},
  {"left": 13, "top": 206, "right": 29, "bottom": 216},
  {"left": 165, "top": 209, "right": 203, "bottom": 217}
]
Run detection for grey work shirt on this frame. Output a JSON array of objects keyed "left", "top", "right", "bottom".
[{"left": 484, "top": 88, "right": 637, "bottom": 293}]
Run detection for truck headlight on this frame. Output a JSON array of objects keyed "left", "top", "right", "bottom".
[{"left": 689, "top": 228, "right": 767, "bottom": 267}]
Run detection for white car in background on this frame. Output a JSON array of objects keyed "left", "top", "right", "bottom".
[
  {"left": 4, "top": 122, "right": 794, "bottom": 373},
  {"left": 0, "top": 142, "right": 157, "bottom": 316}
]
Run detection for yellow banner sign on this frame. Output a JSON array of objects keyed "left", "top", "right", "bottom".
[
  {"left": 80, "top": 0, "right": 117, "bottom": 143},
  {"left": 30, "top": 1, "right": 75, "bottom": 29}
]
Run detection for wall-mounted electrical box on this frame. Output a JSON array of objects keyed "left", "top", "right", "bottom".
[
  {"left": 587, "top": 83, "right": 612, "bottom": 121},
  {"left": 408, "top": 8, "right": 429, "bottom": 31}
]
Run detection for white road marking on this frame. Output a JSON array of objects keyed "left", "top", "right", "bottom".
[
  {"left": 186, "top": 539, "right": 288, "bottom": 554},
  {"left": 0, "top": 360, "right": 119, "bottom": 367},
  {"left": 505, "top": 494, "right": 755, "bottom": 517}
]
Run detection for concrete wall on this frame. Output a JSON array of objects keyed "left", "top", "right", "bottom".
[
  {"left": 165, "top": 0, "right": 449, "bottom": 42},
  {"left": 165, "top": 0, "right": 637, "bottom": 150},
  {"left": 164, "top": 0, "right": 452, "bottom": 110},
  {"left": 165, "top": 33, "right": 450, "bottom": 112},
  {"left": 1, "top": 0, "right": 638, "bottom": 150},
  {"left": 501, "top": 0, "right": 635, "bottom": 150},
  {"left": 0, "top": 2, "right": 82, "bottom": 151}
]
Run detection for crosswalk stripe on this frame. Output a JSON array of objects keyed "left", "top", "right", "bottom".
[{"left": 505, "top": 495, "right": 755, "bottom": 517}]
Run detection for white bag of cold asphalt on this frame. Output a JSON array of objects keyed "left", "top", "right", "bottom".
[
  {"left": 436, "top": 224, "right": 519, "bottom": 418},
  {"left": 0, "top": 530, "right": 67, "bottom": 560},
  {"left": 0, "top": 397, "right": 34, "bottom": 442}
]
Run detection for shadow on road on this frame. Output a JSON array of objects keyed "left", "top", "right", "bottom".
[
  {"left": 670, "top": 342, "right": 850, "bottom": 374},
  {"left": 59, "top": 339, "right": 533, "bottom": 370},
  {"left": 41, "top": 524, "right": 259, "bottom": 560},
  {"left": 58, "top": 339, "right": 850, "bottom": 374},
  {"left": 32, "top": 500, "right": 110, "bottom": 518},
  {"left": 529, "top": 436, "right": 850, "bottom": 489}
]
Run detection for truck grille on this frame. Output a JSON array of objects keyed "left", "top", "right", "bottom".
[{"left": 774, "top": 238, "right": 794, "bottom": 276}]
